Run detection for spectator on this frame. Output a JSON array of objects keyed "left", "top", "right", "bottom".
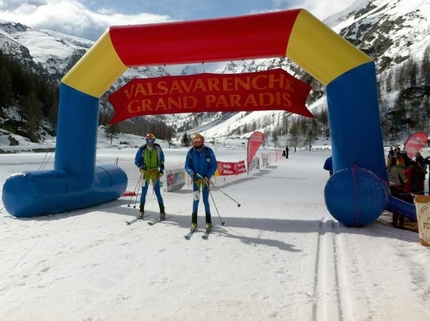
[
  {"left": 323, "top": 156, "right": 333, "bottom": 176},
  {"left": 387, "top": 156, "right": 409, "bottom": 228},
  {"left": 387, "top": 156, "right": 407, "bottom": 188},
  {"left": 424, "top": 156, "right": 430, "bottom": 195},
  {"left": 401, "top": 150, "right": 412, "bottom": 168},
  {"left": 415, "top": 152, "right": 425, "bottom": 170},
  {"left": 388, "top": 146, "right": 395, "bottom": 158},
  {"left": 395, "top": 152, "right": 405, "bottom": 170},
  {"left": 404, "top": 161, "right": 426, "bottom": 194}
]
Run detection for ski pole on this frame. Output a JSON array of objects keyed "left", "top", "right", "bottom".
[
  {"left": 208, "top": 187, "right": 225, "bottom": 226},
  {"left": 131, "top": 175, "right": 143, "bottom": 209},
  {"left": 196, "top": 174, "right": 225, "bottom": 225},
  {"left": 128, "top": 173, "right": 143, "bottom": 208},
  {"left": 210, "top": 181, "right": 241, "bottom": 207}
]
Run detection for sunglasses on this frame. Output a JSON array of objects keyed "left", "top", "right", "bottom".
[{"left": 146, "top": 139, "right": 155, "bottom": 143}]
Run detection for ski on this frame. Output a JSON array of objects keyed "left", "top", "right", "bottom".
[
  {"left": 202, "top": 227, "right": 213, "bottom": 239},
  {"left": 147, "top": 216, "right": 171, "bottom": 225},
  {"left": 202, "top": 230, "right": 211, "bottom": 239},
  {"left": 184, "top": 230, "right": 196, "bottom": 240},
  {"left": 125, "top": 215, "right": 149, "bottom": 225},
  {"left": 126, "top": 218, "right": 139, "bottom": 225}
]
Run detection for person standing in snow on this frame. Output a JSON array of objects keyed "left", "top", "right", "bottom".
[
  {"left": 404, "top": 160, "right": 426, "bottom": 194},
  {"left": 387, "top": 156, "right": 407, "bottom": 188},
  {"left": 415, "top": 152, "right": 426, "bottom": 170},
  {"left": 134, "top": 133, "right": 166, "bottom": 220},
  {"left": 387, "top": 146, "right": 395, "bottom": 158},
  {"left": 285, "top": 146, "right": 289, "bottom": 159},
  {"left": 387, "top": 156, "right": 410, "bottom": 228},
  {"left": 184, "top": 133, "right": 218, "bottom": 232},
  {"left": 323, "top": 156, "right": 333, "bottom": 176}
]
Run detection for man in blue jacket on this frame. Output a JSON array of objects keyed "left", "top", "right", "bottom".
[{"left": 184, "top": 133, "right": 218, "bottom": 232}]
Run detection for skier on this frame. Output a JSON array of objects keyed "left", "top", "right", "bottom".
[
  {"left": 134, "top": 133, "right": 166, "bottom": 220},
  {"left": 184, "top": 133, "right": 218, "bottom": 232}
]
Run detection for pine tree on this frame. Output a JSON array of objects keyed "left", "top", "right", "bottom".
[
  {"left": 421, "top": 46, "right": 430, "bottom": 85},
  {"left": 105, "top": 123, "right": 120, "bottom": 145},
  {"left": 288, "top": 119, "right": 300, "bottom": 149},
  {"left": 0, "top": 65, "right": 13, "bottom": 107},
  {"left": 181, "top": 132, "right": 190, "bottom": 147}
]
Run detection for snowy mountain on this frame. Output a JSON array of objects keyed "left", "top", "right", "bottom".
[
  {"left": 326, "top": 0, "right": 430, "bottom": 73},
  {"left": 0, "top": 21, "right": 93, "bottom": 81},
  {"left": 0, "top": 0, "right": 429, "bottom": 145},
  {"left": 0, "top": 20, "right": 170, "bottom": 83}
]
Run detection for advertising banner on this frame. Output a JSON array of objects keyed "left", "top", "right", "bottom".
[
  {"left": 108, "top": 69, "right": 313, "bottom": 124},
  {"left": 414, "top": 194, "right": 430, "bottom": 247},
  {"left": 163, "top": 168, "right": 186, "bottom": 192},
  {"left": 404, "top": 132, "right": 428, "bottom": 158},
  {"left": 247, "top": 131, "right": 265, "bottom": 168},
  {"left": 216, "top": 160, "right": 247, "bottom": 176}
]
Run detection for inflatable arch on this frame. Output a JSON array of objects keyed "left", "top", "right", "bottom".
[{"left": 2, "top": 9, "right": 389, "bottom": 225}]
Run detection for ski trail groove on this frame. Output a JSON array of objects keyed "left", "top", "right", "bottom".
[
  {"left": 335, "top": 228, "right": 382, "bottom": 320},
  {"left": 312, "top": 217, "right": 342, "bottom": 321}
]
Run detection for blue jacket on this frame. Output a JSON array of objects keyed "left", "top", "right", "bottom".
[
  {"left": 184, "top": 145, "right": 218, "bottom": 178},
  {"left": 323, "top": 156, "right": 333, "bottom": 175}
]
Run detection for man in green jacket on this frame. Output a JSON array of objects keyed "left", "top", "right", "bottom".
[{"left": 134, "top": 133, "right": 165, "bottom": 220}]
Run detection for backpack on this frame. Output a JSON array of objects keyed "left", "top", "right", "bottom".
[{"left": 187, "top": 146, "right": 210, "bottom": 168}]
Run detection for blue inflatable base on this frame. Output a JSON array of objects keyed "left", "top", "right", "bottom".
[
  {"left": 324, "top": 167, "right": 388, "bottom": 227},
  {"left": 2, "top": 164, "right": 127, "bottom": 218},
  {"left": 386, "top": 195, "right": 417, "bottom": 221}
]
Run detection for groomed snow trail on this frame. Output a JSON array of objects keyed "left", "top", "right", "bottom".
[
  {"left": 312, "top": 218, "right": 342, "bottom": 320},
  {"left": 1, "top": 150, "right": 430, "bottom": 320}
]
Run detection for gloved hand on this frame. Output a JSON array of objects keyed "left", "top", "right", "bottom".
[
  {"left": 140, "top": 165, "right": 146, "bottom": 172},
  {"left": 189, "top": 171, "right": 195, "bottom": 179},
  {"left": 160, "top": 164, "right": 165, "bottom": 171},
  {"left": 158, "top": 170, "right": 164, "bottom": 178},
  {"left": 203, "top": 175, "right": 210, "bottom": 185}
]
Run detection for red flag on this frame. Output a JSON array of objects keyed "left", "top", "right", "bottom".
[
  {"left": 108, "top": 69, "right": 313, "bottom": 124},
  {"left": 404, "top": 132, "right": 428, "bottom": 158},
  {"left": 247, "top": 131, "right": 265, "bottom": 168}
]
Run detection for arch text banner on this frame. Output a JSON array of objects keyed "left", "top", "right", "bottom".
[{"left": 108, "top": 69, "right": 313, "bottom": 124}]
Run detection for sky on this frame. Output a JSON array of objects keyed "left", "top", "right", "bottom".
[
  {"left": 0, "top": 0, "right": 357, "bottom": 42},
  {"left": 1, "top": 131, "right": 430, "bottom": 320}
]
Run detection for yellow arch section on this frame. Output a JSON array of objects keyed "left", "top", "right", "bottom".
[
  {"left": 287, "top": 10, "right": 372, "bottom": 86},
  {"left": 62, "top": 32, "right": 127, "bottom": 97}
]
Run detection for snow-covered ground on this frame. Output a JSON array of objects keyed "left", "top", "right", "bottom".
[{"left": 1, "top": 141, "right": 430, "bottom": 321}]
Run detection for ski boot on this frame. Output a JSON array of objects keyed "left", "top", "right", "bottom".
[
  {"left": 205, "top": 213, "right": 212, "bottom": 232},
  {"left": 159, "top": 203, "right": 166, "bottom": 221},
  {"left": 190, "top": 212, "right": 198, "bottom": 231},
  {"left": 137, "top": 203, "right": 144, "bottom": 219},
  {"left": 205, "top": 222, "right": 213, "bottom": 232}
]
